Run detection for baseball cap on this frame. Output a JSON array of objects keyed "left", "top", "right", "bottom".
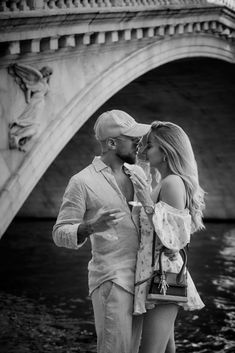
[{"left": 94, "top": 110, "right": 150, "bottom": 141}]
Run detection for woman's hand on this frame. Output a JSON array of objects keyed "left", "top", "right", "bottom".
[
  {"left": 164, "top": 248, "right": 179, "bottom": 261},
  {"left": 130, "top": 171, "right": 153, "bottom": 207}
]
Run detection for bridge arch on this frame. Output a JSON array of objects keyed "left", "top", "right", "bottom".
[{"left": 1, "top": 33, "right": 234, "bottom": 237}]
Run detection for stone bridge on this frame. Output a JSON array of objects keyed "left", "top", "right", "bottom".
[{"left": 0, "top": 0, "right": 235, "bottom": 238}]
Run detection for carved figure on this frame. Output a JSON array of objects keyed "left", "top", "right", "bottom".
[{"left": 8, "top": 63, "right": 53, "bottom": 152}]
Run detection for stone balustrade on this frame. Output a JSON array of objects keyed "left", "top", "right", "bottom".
[
  {"left": 0, "top": 0, "right": 234, "bottom": 61},
  {"left": 0, "top": 0, "right": 235, "bottom": 12}
]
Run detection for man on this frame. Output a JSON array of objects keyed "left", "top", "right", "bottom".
[{"left": 52, "top": 110, "right": 151, "bottom": 353}]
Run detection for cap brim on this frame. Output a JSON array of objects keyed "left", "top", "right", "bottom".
[{"left": 123, "top": 123, "right": 151, "bottom": 137}]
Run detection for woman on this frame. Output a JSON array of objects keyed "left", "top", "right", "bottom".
[{"left": 130, "top": 121, "right": 205, "bottom": 353}]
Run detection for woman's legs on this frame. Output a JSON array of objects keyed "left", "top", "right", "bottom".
[
  {"left": 165, "top": 327, "right": 176, "bottom": 353},
  {"left": 138, "top": 304, "right": 178, "bottom": 353}
]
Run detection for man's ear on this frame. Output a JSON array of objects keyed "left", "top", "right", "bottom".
[{"left": 106, "top": 138, "right": 116, "bottom": 150}]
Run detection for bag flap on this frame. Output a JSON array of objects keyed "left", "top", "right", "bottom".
[{"left": 153, "top": 271, "right": 187, "bottom": 287}]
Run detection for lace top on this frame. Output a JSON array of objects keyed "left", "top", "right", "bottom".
[{"left": 134, "top": 201, "right": 204, "bottom": 315}]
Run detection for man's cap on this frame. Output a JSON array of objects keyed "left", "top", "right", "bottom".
[{"left": 94, "top": 110, "right": 150, "bottom": 141}]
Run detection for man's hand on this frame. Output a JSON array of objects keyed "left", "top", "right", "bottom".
[
  {"left": 90, "top": 208, "right": 126, "bottom": 233},
  {"left": 77, "top": 208, "right": 125, "bottom": 243}
]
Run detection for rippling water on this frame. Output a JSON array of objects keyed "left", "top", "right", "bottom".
[{"left": 0, "top": 220, "right": 234, "bottom": 353}]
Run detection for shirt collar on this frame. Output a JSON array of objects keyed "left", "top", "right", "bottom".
[
  {"left": 92, "top": 156, "right": 136, "bottom": 175},
  {"left": 92, "top": 156, "right": 110, "bottom": 172}
]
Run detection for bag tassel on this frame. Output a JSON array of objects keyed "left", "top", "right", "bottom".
[{"left": 158, "top": 273, "right": 169, "bottom": 295}]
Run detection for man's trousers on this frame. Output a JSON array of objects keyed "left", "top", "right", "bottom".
[{"left": 91, "top": 281, "right": 143, "bottom": 353}]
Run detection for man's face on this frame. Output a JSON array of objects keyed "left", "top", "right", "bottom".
[{"left": 113, "top": 135, "right": 141, "bottom": 164}]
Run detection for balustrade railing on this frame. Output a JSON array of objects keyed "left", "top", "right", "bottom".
[
  {"left": 0, "top": 0, "right": 235, "bottom": 12},
  {"left": 0, "top": 0, "right": 234, "bottom": 57}
]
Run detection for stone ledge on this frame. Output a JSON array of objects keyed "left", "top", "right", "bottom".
[
  {"left": 1, "top": 0, "right": 234, "bottom": 13},
  {"left": 0, "top": 3, "right": 234, "bottom": 63},
  {"left": 0, "top": 21, "right": 234, "bottom": 63}
]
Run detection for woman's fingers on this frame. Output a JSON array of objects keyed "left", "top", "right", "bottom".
[
  {"left": 130, "top": 176, "right": 144, "bottom": 188},
  {"left": 130, "top": 172, "right": 147, "bottom": 187},
  {"left": 164, "top": 249, "right": 179, "bottom": 261}
]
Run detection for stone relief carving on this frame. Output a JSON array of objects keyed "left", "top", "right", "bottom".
[{"left": 8, "top": 63, "right": 53, "bottom": 152}]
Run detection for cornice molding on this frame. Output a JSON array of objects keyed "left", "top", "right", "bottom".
[
  {"left": 1, "top": 0, "right": 235, "bottom": 12},
  {"left": 0, "top": 3, "right": 234, "bottom": 64}
]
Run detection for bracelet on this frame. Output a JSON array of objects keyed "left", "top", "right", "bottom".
[{"left": 143, "top": 204, "right": 155, "bottom": 215}]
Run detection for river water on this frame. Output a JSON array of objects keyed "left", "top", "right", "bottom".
[{"left": 0, "top": 219, "right": 234, "bottom": 353}]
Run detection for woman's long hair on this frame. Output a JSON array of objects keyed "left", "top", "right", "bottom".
[{"left": 151, "top": 121, "right": 205, "bottom": 233}]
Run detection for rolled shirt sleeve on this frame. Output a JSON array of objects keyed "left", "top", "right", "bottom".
[{"left": 52, "top": 175, "right": 87, "bottom": 249}]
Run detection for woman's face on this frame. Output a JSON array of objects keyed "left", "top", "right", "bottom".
[{"left": 145, "top": 132, "right": 165, "bottom": 168}]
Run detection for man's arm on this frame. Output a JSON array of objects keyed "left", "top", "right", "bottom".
[
  {"left": 52, "top": 175, "right": 87, "bottom": 249},
  {"left": 77, "top": 208, "right": 126, "bottom": 243},
  {"left": 53, "top": 175, "right": 125, "bottom": 248}
]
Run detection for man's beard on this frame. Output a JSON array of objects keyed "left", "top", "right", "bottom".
[{"left": 116, "top": 151, "right": 136, "bottom": 164}]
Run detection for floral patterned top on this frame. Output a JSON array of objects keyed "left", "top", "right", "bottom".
[{"left": 134, "top": 201, "right": 205, "bottom": 315}]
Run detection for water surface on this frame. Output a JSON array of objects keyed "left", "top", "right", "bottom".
[{"left": 0, "top": 220, "right": 234, "bottom": 352}]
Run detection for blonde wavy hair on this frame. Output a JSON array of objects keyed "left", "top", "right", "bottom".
[{"left": 151, "top": 121, "right": 205, "bottom": 233}]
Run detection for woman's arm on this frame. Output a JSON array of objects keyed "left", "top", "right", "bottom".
[
  {"left": 131, "top": 173, "right": 186, "bottom": 258},
  {"left": 160, "top": 175, "right": 186, "bottom": 210}
]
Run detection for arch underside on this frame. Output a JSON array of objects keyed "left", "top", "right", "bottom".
[{"left": 1, "top": 34, "right": 234, "bottom": 237}]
